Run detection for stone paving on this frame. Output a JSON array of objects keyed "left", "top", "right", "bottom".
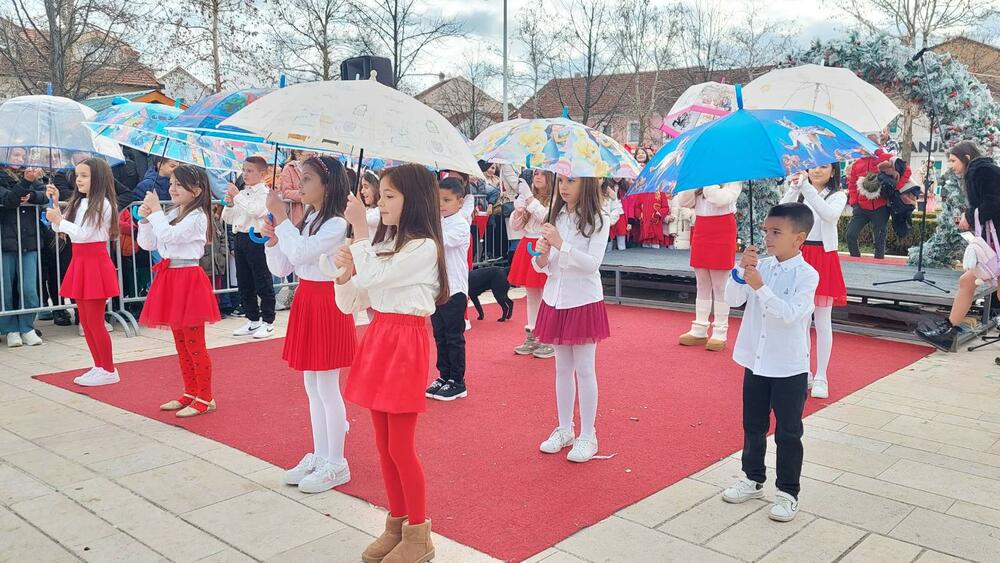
[{"left": 1, "top": 307, "right": 998, "bottom": 562}]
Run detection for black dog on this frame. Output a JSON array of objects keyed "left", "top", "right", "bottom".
[{"left": 468, "top": 266, "right": 514, "bottom": 322}]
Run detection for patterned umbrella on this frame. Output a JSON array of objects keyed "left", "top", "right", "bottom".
[
  {"left": 165, "top": 89, "right": 283, "bottom": 165},
  {"left": 660, "top": 82, "right": 736, "bottom": 138},
  {"left": 473, "top": 117, "right": 641, "bottom": 179},
  {"left": 85, "top": 102, "right": 239, "bottom": 170}
]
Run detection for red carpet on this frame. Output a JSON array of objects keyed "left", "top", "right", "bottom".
[{"left": 36, "top": 305, "right": 931, "bottom": 562}]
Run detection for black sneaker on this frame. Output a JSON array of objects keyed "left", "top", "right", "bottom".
[
  {"left": 53, "top": 310, "right": 72, "bottom": 326},
  {"left": 434, "top": 380, "right": 467, "bottom": 401},
  {"left": 231, "top": 307, "right": 246, "bottom": 318},
  {"left": 425, "top": 377, "right": 447, "bottom": 398},
  {"left": 915, "top": 319, "right": 959, "bottom": 352}
]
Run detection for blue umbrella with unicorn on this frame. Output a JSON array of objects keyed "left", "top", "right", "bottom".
[{"left": 627, "top": 84, "right": 878, "bottom": 282}]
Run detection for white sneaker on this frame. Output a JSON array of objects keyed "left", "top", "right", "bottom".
[
  {"left": 465, "top": 319, "right": 472, "bottom": 332},
  {"left": 6, "top": 333, "right": 22, "bottom": 348},
  {"left": 769, "top": 491, "right": 799, "bottom": 522},
  {"left": 274, "top": 287, "right": 292, "bottom": 311},
  {"left": 21, "top": 331, "right": 42, "bottom": 346},
  {"left": 567, "top": 436, "right": 598, "bottom": 463},
  {"left": 252, "top": 322, "right": 274, "bottom": 339},
  {"left": 807, "top": 374, "right": 814, "bottom": 390},
  {"left": 722, "top": 477, "right": 765, "bottom": 503},
  {"left": 539, "top": 428, "right": 575, "bottom": 454},
  {"left": 284, "top": 453, "right": 320, "bottom": 485},
  {"left": 811, "top": 379, "right": 829, "bottom": 399},
  {"left": 233, "top": 321, "right": 261, "bottom": 336},
  {"left": 74, "top": 368, "right": 120, "bottom": 387},
  {"left": 298, "top": 459, "right": 350, "bottom": 493}
]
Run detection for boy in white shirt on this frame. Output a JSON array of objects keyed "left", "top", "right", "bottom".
[
  {"left": 425, "top": 177, "right": 474, "bottom": 401},
  {"left": 221, "top": 156, "right": 276, "bottom": 339},
  {"left": 721, "top": 202, "right": 819, "bottom": 522}
]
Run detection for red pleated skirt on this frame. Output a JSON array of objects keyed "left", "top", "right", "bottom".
[
  {"left": 508, "top": 237, "right": 547, "bottom": 288},
  {"left": 345, "top": 312, "right": 429, "bottom": 414},
  {"left": 534, "top": 300, "right": 611, "bottom": 346},
  {"left": 610, "top": 214, "right": 628, "bottom": 237},
  {"left": 283, "top": 280, "right": 357, "bottom": 371},
  {"left": 60, "top": 242, "right": 120, "bottom": 300},
  {"left": 690, "top": 214, "right": 738, "bottom": 270},
  {"left": 801, "top": 243, "right": 847, "bottom": 307},
  {"left": 140, "top": 262, "right": 221, "bottom": 329}
]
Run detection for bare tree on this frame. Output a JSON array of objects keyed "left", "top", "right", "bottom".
[
  {"left": 0, "top": 0, "right": 150, "bottom": 99},
  {"left": 838, "top": 0, "right": 998, "bottom": 47},
  {"left": 550, "top": 0, "right": 625, "bottom": 128},
  {"left": 611, "top": 0, "right": 679, "bottom": 148},
  {"left": 726, "top": 0, "right": 795, "bottom": 79},
  {"left": 268, "top": 0, "right": 351, "bottom": 81},
  {"left": 348, "top": 0, "right": 463, "bottom": 89},
  {"left": 431, "top": 54, "right": 501, "bottom": 139},
  {"left": 165, "top": 0, "right": 271, "bottom": 93},
  {"left": 675, "top": 0, "right": 733, "bottom": 83},
  {"left": 513, "top": 0, "right": 556, "bottom": 117}
]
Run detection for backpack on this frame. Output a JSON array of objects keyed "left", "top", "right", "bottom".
[{"left": 962, "top": 210, "right": 1000, "bottom": 288}]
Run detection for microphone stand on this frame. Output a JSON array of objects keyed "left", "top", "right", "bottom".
[{"left": 872, "top": 48, "right": 948, "bottom": 293}]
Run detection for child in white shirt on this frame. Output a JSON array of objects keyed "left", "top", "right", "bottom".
[{"left": 721, "top": 202, "right": 819, "bottom": 523}]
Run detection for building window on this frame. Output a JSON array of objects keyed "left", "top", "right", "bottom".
[{"left": 627, "top": 121, "right": 640, "bottom": 144}]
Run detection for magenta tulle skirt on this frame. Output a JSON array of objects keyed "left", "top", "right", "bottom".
[{"left": 533, "top": 300, "right": 610, "bottom": 345}]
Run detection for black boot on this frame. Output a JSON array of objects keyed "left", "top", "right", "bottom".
[
  {"left": 53, "top": 310, "right": 71, "bottom": 326},
  {"left": 915, "top": 319, "right": 959, "bottom": 353}
]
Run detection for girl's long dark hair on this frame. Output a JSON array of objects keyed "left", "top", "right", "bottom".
[
  {"left": 375, "top": 164, "right": 450, "bottom": 304},
  {"left": 300, "top": 156, "right": 350, "bottom": 236},
  {"left": 65, "top": 157, "right": 119, "bottom": 239},
  {"left": 806, "top": 164, "right": 842, "bottom": 194},
  {"left": 551, "top": 176, "right": 605, "bottom": 237},
  {"left": 170, "top": 165, "right": 213, "bottom": 242},
  {"left": 361, "top": 170, "right": 380, "bottom": 207},
  {"left": 949, "top": 140, "right": 984, "bottom": 167},
  {"left": 531, "top": 170, "right": 554, "bottom": 204}
]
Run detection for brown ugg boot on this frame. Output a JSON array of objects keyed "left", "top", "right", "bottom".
[
  {"left": 383, "top": 519, "right": 435, "bottom": 563},
  {"left": 362, "top": 515, "right": 406, "bottom": 563}
]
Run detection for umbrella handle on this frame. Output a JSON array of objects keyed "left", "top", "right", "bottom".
[
  {"left": 131, "top": 204, "right": 144, "bottom": 222},
  {"left": 526, "top": 241, "right": 543, "bottom": 257},
  {"left": 731, "top": 268, "right": 747, "bottom": 285},
  {"left": 39, "top": 197, "right": 54, "bottom": 227},
  {"left": 248, "top": 213, "right": 274, "bottom": 244}
]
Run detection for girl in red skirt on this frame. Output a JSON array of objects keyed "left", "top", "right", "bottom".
[
  {"left": 674, "top": 183, "right": 742, "bottom": 351},
  {"left": 45, "top": 158, "right": 120, "bottom": 387},
  {"left": 509, "top": 169, "right": 554, "bottom": 358},
  {"left": 333, "top": 163, "right": 447, "bottom": 563},
  {"left": 532, "top": 175, "right": 612, "bottom": 464},
  {"left": 604, "top": 179, "right": 628, "bottom": 250},
  {"left": 136, "top": 165, "right": 221, "bottom": 416},
  {"left": 780, "top": 165, "right": 847, "bottom": 399},
  {"left": 263, "top": 156, "right": 357, "bottom": 493}
]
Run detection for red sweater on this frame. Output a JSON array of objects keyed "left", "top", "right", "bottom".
[{"left": 848, "top": 150, "right": 912, "bottom": 210}]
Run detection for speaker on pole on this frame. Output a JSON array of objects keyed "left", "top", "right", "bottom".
[{"left": 340, "top": 56, "right": 394, "bottom": 87}]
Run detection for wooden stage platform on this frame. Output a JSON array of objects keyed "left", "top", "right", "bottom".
[{"left": 600, "top": 248, "right": 992, "bottom": 340}]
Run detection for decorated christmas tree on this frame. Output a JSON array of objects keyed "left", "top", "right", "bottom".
[
  {"left": 909, "top": 172, "right": 967, "bottom": 267},
  {"left": 735, "top": 178, "right": 783, "bottom": 253}
]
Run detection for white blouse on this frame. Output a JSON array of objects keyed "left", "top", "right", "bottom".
[
  {"left": 606, "top": 195, "right": 624, "bottom": 225},
  {"left": 441, "top": 196, "right": 474, "bottom": 297},
  {"left": 674, "top": 182, "right": 741, "bottom": 217},
  {"left": 726, "top": 254, "right": 819, "bottom": 378},
  {"left": 265, "top": 212, "right": 348, "bottom": 282},
  {"left": 335, "top": 238, "right": 440, "bottom": 317},
  {"left": 220, "top": 182, "right": 269, "bottom": 233},
  {"left": 137, "top": 208, "right": 208, "bottom": 260},
  {"left": 56, "top": 196, "right": 113, "bottom": 242},
  {"left": 532, "top": 207, "right": 612, "bottom": 309},
  {"left": 779, "top": 178, "right": 848, "bottom": 253},
  {"left": 512, "top": 198, "right": 549, "bottom": 237},
  {"left": 365, "top": 207, "right": 380, "bottom": 241}
]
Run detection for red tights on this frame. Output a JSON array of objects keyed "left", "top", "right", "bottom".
[
  {"left": 171, "top": 326, "right": 212, "bottom": 401},
  {"left": 371, "top": 411, "right": 425, "bottom": 524},
  {"left": 77, "top": 299, "right": 114, "bottom": 371}
]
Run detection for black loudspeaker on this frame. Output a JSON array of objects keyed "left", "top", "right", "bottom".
[{"left": 340, "top": 56, "right": 394, "bottom": 87}]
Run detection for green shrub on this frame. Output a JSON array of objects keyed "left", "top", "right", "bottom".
[{"left": 836, "top": 213, "right": 940, "bottom": 256}]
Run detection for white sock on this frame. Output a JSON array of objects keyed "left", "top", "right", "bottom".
[
  {"left": 526, "top": 287, "right": 542, "bottom": 331},
  {"left": 616, "top": 235, "right": 626, "bottom": 250},
  {"left": 814, "top": 306, "right": 833, "bottom": 383},
  {"left": 572, "top": 343, "right": 599, "bottom": 441},
  {"left": 302, "top": 371, "right": 329, "bottom": 460},
  {"left": 314, "top": 369, "right": 348, "bottom": 466},
  {"left": 554, "top": 344, "right": 576, "bottom": 432}
]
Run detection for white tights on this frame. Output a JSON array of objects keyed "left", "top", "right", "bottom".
[
  {"left": 554, "top": 343, "right": 599, "bottom": 440},
  {"left": 694, "top": 268, "right": 729, "bottom": 300},
  {"left": 525, "top": 287, "right": 542, "bottom": 331},
  {"left": 303, "top": 370, "right": 348, "bottom": 465},
  {"left": 813, "top": 305, "right": 833, "bottom": 383}
]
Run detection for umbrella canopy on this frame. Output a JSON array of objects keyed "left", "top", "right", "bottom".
[
  {"left": 220, "top": 79, "right": 484, "bottom": 178},
  {"left": 468, "top": 118, "right": 528, "bottom": 160},
  {"left": 743, "top": 64, "right": 900, "bottom": 134},
  {"left": 628, "top": 85, "right": 878, "bottom": 196},
  {"left": 661, "top": 82, "right": 736, "bottom": 138},
  {"left": 85, "top": 102, "right": 239, "bottom": 170},
  {"left": 473, "top": 117, "right": 641, "bottom": 179},
  {"left": 165, "top": 88, "right": 274, "bottom": 142},
  {"left": 0, "top": 95, "right": 125, "bottom": 169}
]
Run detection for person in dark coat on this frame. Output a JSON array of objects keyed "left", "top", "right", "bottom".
[
  {"left": 916, "top": 140, "right": 1000, "bottom": 352},
  {"left": 0, "top": 165, "right": 47, "bottom": 345},
  {"left": 133, "top": 158, "right": 179, "bottom": 201}
]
